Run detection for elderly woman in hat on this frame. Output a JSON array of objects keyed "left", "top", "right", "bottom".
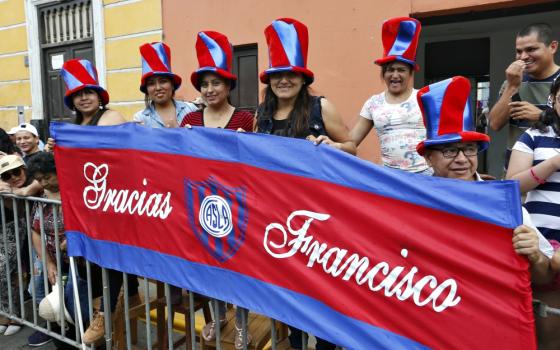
[
  {"left": 180, "top": 31, "right": 253, "bottom": 131},
  {"left": 417, "top": 76, "right": 556, "bottom": 346},
  {"left": 181, "top": 31, "right": 253, "bottom": 350},
  {"left": 133, "top": 42, "right": 198, "bottom": 128},
  {"left": 257, "top": 17, "right": 354, "bottom": 350},
  {"left": 350, "top": 17, "right": 430, "bottom": 174},
  {"left": 0, "top": 155, "right": 35, "bottom": 336}
]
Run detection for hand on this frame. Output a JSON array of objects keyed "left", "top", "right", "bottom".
[
  {"left": 60, "top": 238, "right": 67, "bottom": 252},
  {"left": 513, "top": 225, "right": 541, "bottom": 264},
  {"left": 184, "top": 124, "right": 192, "bottom": 129},
  {"left": 505, "top": 60, "right": 525, "bottom": 89},
  {"left": 44, "top": 138, "right": 56, "bottom": 153},
  {"left": 236, "top": 128, "right": 246, "bottom": 133},
  {"left": 307, "top": 135, "right": 342, "bottom": 150},
  {"left": 479, "top": 173, "right": 496, "bottom": 181},
  {"left": 509, "top": 101, "right": 542, "bottom": 122},
  {"left": 0, "top": 181, "right": 12, "bottom": 193},
  {"left": 46, "top": 260, "right": 58, "bottom": 285},
  {"left": 551, "top": 249, "right": 560, "bottom": 272}
]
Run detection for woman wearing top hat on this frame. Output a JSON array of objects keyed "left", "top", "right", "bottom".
[
  {"left": 44, "top": 59, "right": 126, "bottom": 151},
  {"left": 181, "top": 31, "right": 253, "bottom": 350},
  {"left": 257, "top": 17, "right": 353, "bottom": 350},
  {"left": 350, "top": 17, "right": 431, "bottom": 174},
  {"left": 180, "top": 31, "right": 253, "bottom": 132},
  {"left": 133, "top": 42, "right": 198, "bottom": 128}
]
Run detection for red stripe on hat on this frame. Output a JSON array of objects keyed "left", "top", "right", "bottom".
[
  {"left": 67, "top": 59, "right": 97, "bottom": 85},
  {"left": 265, "top": 22, "right": 292, "bottom": 68},
  {"left": 381, "top": 18, "right": 400, "bottom": 57},
  {"left": 140, "top": 44, "right": 169, "bottom": 73},
  {"left": 438, "top": 77, "right": 470, "bottom": 135},
  {"left": 195, "top": 33, "right": 217, "bottom": 68}
]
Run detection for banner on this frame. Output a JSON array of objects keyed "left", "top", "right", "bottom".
[{"left": 52, "top": 121, "right": 534, "bottom": 350}]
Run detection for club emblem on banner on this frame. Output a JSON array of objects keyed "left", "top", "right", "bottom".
[{"left": 184, "top": 176, "right": 248, "bottom": 262}]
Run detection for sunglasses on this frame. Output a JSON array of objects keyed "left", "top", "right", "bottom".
[{"left": 1, "top": 167, "right": 23, "bottom": 181}]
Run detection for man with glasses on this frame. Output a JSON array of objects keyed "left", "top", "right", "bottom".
[
  {"left": 488, "top": 23, "right": 560, "bottom": 168},
  {"left": 417, "top": 76, "right": 553, "bottom": 283}
]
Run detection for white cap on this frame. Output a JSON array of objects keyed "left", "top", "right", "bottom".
[{"left": 9, "top": 123, "right": 38, "bottom": 137}]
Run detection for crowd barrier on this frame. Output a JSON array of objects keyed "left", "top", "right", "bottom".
[{"left": 0, "top": 193, "right": 319, "bottom": 350}]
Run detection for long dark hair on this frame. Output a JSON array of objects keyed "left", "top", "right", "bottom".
[
  {"left": 0, "top": 128, "right": 17, "bottom": 154},
  {"left": 72, "top": 89, "right": 108, "bottom": 126},
  {"left": 259, "top": 84, "right": 312, "bottom": 138},
  {"left": 533, "top": 77, "right": 560, "bottom": 135}
]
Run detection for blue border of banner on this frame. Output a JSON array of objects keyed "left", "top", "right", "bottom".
[
  {"left": 67, "top": 231, "right": 429, "bottom": 350},
  {"left": 51, "top": 122, "right": 521, "bottom": 229}
]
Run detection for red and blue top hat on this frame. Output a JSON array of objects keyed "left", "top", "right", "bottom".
[
  {"left": 416, "top": 76, "right": 490, "bottom": 156},
  {"left": 375, "top": 17, "right": 421, "bottom": 71},
  {"left": 190, "top": 31, "right": 237, "bottom": 91},
  {"left": 139, "top": 42, "right": 182, "bottom": 93},
  {"left": 260, "top": 18, "right": 314, "bottom": 85},
  {"left": 60, "top": 59, "right": 109, "bottom": 109}
]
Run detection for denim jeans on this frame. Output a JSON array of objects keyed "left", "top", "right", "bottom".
[{"left": 29, "top": 254, "right": 46, "bottom": 302}]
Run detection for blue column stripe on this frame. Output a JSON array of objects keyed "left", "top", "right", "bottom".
[
  {"left": 60, "top": 69, "right": 83, "bottom": 91},
  {"left": 422, "top": 78, "right": 451, "bottom": 138},
  {"left": 79, "top": 60, "right": 96, "bottom": 81},
  {"left": 271, "top": 20, "right": 303, "bottom": 67},
  {"left": 199, "top": 32, "right": 227, "bottom": 70},
  {"left": 387, "top": 20, "right": 416, "bottom": 57},
  {"left": 141, "top": 58, "right": 153, "bottom": 76},
  {"left": 463, "top": 96, "right": 473, "bottom": 131},
  {"left": 153, "top": 42, "right": 170, "bottom": 70}
]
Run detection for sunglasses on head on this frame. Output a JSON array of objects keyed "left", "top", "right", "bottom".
[{"left": 1, "top": 167, "right": 23, "bottom": 181}]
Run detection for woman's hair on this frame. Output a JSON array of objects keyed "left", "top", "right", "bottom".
[
  {"left": 72, "top": 89, "right": 108, "bottom": 125},
  {"left": 27, "top": 152, "right": 56, "bottom": 178},
  {"left": 143, "top": 75, "right": 176, "bottom": 109},
  {"left": 259, "top": 83, "right": 312, "bottom": 138},
  {"left": 533, "top": 76, "right": 560, "bottom": 135},
  {"left": 0, "top": 128, "right": 17, "bottom": 154}
]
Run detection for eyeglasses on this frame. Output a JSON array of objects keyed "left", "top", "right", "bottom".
[
  {"left": 1, "top": 167, "right": 23, "bottom": 181},
  {"left": 431, "top": 145, "right": 479, "bottom": 159}
]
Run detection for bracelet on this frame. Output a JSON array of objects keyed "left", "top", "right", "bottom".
[{"left": 530, "top": 167, "right": 546, "bottom": 185}]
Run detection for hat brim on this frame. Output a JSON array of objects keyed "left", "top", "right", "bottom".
[
  {"left": 375, "top": 56, "right": 419, "bottom": 71},
  {"left": 64, "top": 85, "right": 110, "bottom": 109},
  {"left": 140, "top": 72, "right": 182, "bottom": 93},
  {"left": 259, "top": 66, "right": 314, "bottom": 85},
  {"left": 416, "top": 131, "right": 490, "bottom": 156},
  {"left": 0, "top": 157, "right": 25, "bottom": 175},
  {"left": 190, "top": 67, "right": 237, "bottom": 91}
]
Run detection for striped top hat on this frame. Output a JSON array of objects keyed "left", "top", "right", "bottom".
[
  {"left": 416, "top": 76, "right": 490, "bottom": 156},
  {"left": 190, "top": 31, "right": 237, "bottom": 91},
  {"left": 375, "top": 17, "right": 421, "bottom": 71},
  {"left": 260, "top": 18, "right": 314, "bottom": 85},
  {"left": 60, "top": 59, "right": 109, "bottom": 109},
  {"left": 139, "top": 42, "right": 182, "bottom": 93}
]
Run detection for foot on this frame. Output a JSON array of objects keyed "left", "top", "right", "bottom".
[
  {"left": 83, "top": 311, "right": 105, "bottom": 344},
  {"left": 4, "top": 323, "right": 22, "bottom": 336},
  {"left": 28, "top": 330, "right": 53, "bottom": 347},
  {"left": 234, "top": 325, "right": 252, "bottom": 350},
  {"left": 201, "top": 318, "right": 227, "bottom": 341}
]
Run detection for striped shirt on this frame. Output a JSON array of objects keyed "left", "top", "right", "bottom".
[
  {"left": 513, "top": 126, "right": 560, "bottom": 241},
  {"left": 180, "top": 109, "right": 254, "bottom": 132}
]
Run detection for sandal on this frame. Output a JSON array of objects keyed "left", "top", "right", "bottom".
[
  {"left": 201, "top": 318, "right": 227, "bottom": 341},
  {"left": 234, "top": 325, "right": 252, "bottom": 350}
]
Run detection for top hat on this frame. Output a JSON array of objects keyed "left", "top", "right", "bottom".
[
  {"left": 416, "top": 76, "right": 490, "bottom": 156},
  {"left": 260, "top": 18, "right": 314, "bottom": 85},
  {"left": 139, "top": 42, "right": 182, "bottom": 93},
  {"left": 60, "top": 59, "right": 109, "bottom": 109},
  {"left": 375, "top": 17, "right": 421, "bottom": 71},
  {"left": 190, "top": 31, "right": 237, "bottom": 91}
]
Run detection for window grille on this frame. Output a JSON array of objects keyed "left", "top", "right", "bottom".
[{"left": 40, "top": 1, "right": 92, "bottom": 45}]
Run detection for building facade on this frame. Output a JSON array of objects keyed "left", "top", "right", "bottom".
[{"left": 0, "top": 0, "right": 558, "bottom": 175}]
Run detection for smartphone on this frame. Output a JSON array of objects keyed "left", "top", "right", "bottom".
[{"left": 511, "top": 93, "right": 521, "bottom": 102}]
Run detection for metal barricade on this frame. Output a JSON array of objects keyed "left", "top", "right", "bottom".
[{"left": 0, "top": 193, "right": 301, "bottom": 350}]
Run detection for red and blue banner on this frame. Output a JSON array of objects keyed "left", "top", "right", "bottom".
[{"left": 52, "top": 121, "right": 534, "bottom": 350}]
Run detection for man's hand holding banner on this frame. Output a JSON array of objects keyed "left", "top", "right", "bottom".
[{"left": 52, "top": 122, "right": 535, "bottom": 350}]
